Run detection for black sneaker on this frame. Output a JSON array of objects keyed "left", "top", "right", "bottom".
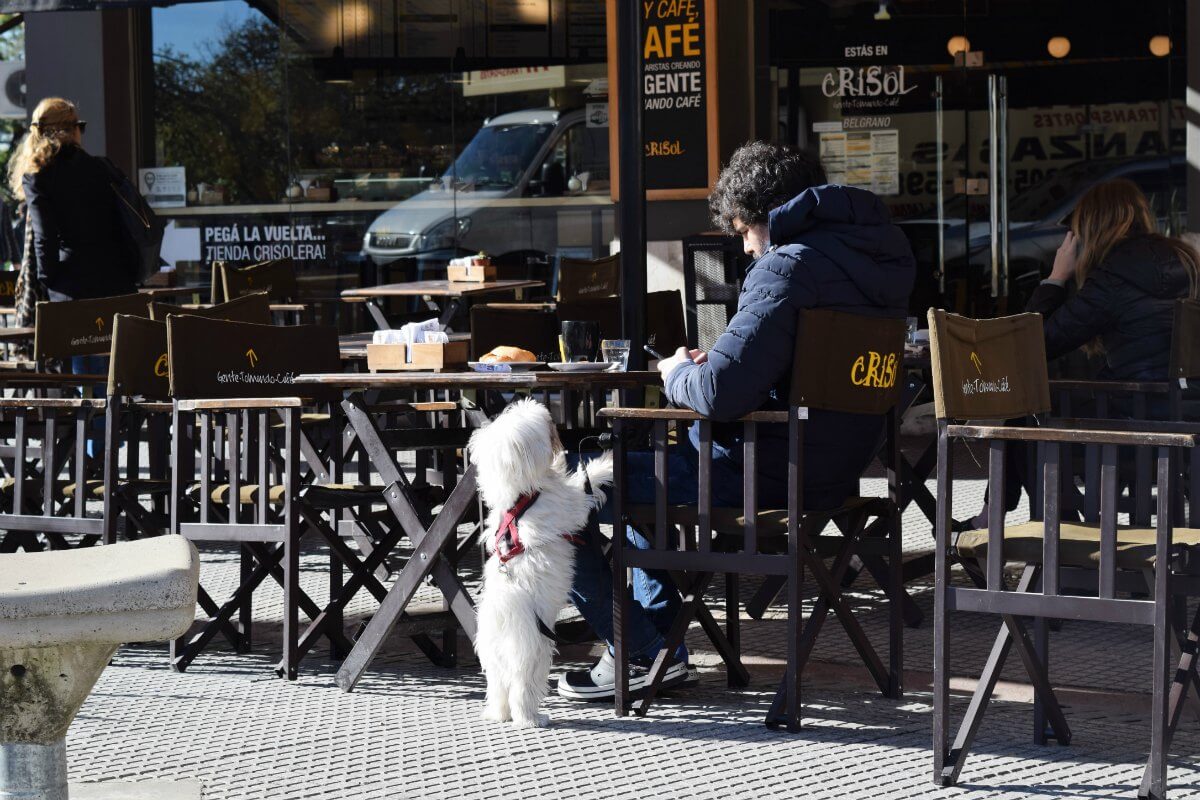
[{"left": 557, "top": 650, "right": 689, "bottom": 701}]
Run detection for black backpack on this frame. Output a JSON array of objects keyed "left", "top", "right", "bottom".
[{"left": 100, "top": 157, "right": 164, "bottom": 284}]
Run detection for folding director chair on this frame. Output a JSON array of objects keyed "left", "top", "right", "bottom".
[
  {"left": 166, "top": 314, "right": 358, "bottom": 679},
  {"left": 928, "top": 309, "right": 1200, "bottom": 800},
  {"left": 599, "top": 309, "right": 906, "bottom": 730},
  {"left": 149, "top": 290, "right": 274, "bottom": 325},
  {"left": 0, "top": 294, "right": 152, "bottom": 552},
  {"left": 213, "top": 259, "right": 304, "bottom": 324}
]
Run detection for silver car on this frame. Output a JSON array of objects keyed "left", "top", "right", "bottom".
[{"left": 362, "top": 107, "right": 612, "bottom": 265}]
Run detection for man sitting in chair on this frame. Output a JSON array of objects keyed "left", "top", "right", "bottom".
[{"left": 558, "top": 142, "right": 916, "bottom": 701}]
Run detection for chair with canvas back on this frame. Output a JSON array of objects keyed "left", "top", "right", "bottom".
[
  {"left": 644, "top": 290, "right": 688, "bottom": 356},
  {"left": 165, "top": 314, "right": 364, "bottom": 679},
  {"left": 469, "top": 303, "right": 559, "bottom": 363},
  {"left": 555, "top": 254, "right": 619, "bottom": 302},
  {"left": 214, "top": 259, "right": 303, "bottom": 324},
  {"left": 0, "top": 294, "right": 151, "bottom": 553},
  {"left": 148, "top": 290, "right": 273, "bottom": 325},
  {"left": 214, "top": 259, "right": 298, "bottom": 303},
  {"left": 927, "top": 308, "right": 1200, "bottom": 799},
  {"left": 597, "top": 308, "right": 906, "bottom": 730}
]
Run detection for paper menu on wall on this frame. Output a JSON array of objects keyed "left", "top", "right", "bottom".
[{"left": 818, "top": 129, "right": 900, "bottom": 196}]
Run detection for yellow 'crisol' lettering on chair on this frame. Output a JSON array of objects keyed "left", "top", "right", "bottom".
[
  {"left": 850, "top": 350, "right": 898, "bottom": 389},
  {"left": 790, "top": 309, "right": 905, "bottom": 414}
]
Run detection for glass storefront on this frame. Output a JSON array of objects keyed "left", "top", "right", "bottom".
[
  {"left": 146, "top": 0, "right": 614, "bottom": 318},
  {"left": 768, "top": 0, "right": 1185, "bottom": 317},
  {"left": 139, "top": 0, "right": 1189, "bottom": 325}
]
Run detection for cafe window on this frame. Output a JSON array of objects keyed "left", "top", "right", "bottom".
[
  {"left": 146, "top": 0, "right": 615, "bottom": 300},
  {"left": 534, "top": 121, "right": 610, "bottom": 195},
  {"left": 768, "top": 0, "right": 1186, "bottom": 317}
]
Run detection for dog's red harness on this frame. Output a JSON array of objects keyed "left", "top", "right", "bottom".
[{"left": 495, "top": 492, "right": 585, "bottom": 566}]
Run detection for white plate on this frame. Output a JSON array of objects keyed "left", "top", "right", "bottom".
[
  {"left": 547, "top": 361, "right": 615, "bottom": 372},
  {"left": 467, "top": 361, "right": 546, "bottom": 372}
]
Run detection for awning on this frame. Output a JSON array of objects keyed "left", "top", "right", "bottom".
[
  {"left": 4, "top": 0, "right": 609, "bottom": 66},
  {"left": 0, "top": 0, "right": 200, "bottom": 9}
]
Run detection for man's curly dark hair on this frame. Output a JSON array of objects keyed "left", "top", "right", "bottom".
[{"left": 708, "top": 141, "right": 827, "bottom": 235}]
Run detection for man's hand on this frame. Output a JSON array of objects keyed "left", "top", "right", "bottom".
[
  {"left": 1050, "top": 230, "right": 1079, "bottom": 282},
  {"left": 657, "top": 347, "right": 706, "bottom": 381}
]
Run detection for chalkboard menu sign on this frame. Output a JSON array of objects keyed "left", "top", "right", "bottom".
[{"left": 606, "top": 0, "right": 719, "bottom": 201}]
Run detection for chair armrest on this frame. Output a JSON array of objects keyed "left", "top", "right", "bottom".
[
  {"left": 0, "top": 397, "right": 106, "bottom": 410},
  {"left": 1047, "top": 418, "right": 1200, "bottom": 435},
  {"left": 597, "top": 407, "right": 790, "bottom": 423},
  {"left": 176, "top": 397, "right": 304, "bottom": 411},
  {"left": 947, "top": 423, "right": 1198, "bottom": 448},
  {"left": 128, "top": 400, "right": 174, "bottom": 413},
  {"left": 479, "top": 302, "right": 557, "bottom": 311},
  {"left": 1048, "top": 379, "right": 1170, "bottom": 394},
  {"left": 0, "top": 372, "right": 107, "bottom": 386},
  {"left": 269, "top": 304, "right": 307, "bottom": 312}
]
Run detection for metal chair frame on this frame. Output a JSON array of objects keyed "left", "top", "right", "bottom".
[
  {"left": 600, "top": 309, "right": 908, "bottom": 730},
  {"left": 929, "top": 309, "right": 1200, "bottom": 800}
]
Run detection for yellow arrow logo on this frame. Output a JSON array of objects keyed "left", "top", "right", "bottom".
[
  {"left": 970, "top": 352, "right": 983, "bottom": 375},
  {"left": 246, "top": 348, "right": 259, "bottom": 368},
  {"left": 95, "top": 317, "right": 105, "bottom": 331}
]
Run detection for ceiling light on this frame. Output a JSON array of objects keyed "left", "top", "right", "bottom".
[
  {"left": 1047, "top": 36, "right": 1070, "bottom": 59},
  {"left": 947, "top": 36, "right": 970, "bottom": 58},
  {"left": 1149, "top": 35, "right": 1171, "bottom": 57}
]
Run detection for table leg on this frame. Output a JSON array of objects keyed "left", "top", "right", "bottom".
[
  {"left": 437, "top": 297, "right": 462, "bottom": 329},
  {"left": 335, "top": 469, "right": 478, "bottom": 692},
  {"left": 365, "top": 300, "right": 390, "bottom": 330},
  {"left": 335, "top": 395, "right": 479, "bottom": 692}
]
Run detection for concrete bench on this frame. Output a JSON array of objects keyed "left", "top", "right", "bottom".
[{"left": 1, "top": 537, "right": 199, "bottom": 800}]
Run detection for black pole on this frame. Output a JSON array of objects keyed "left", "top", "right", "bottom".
[{"left": 616, "top": 0, "right": 646, "bottom": 370}]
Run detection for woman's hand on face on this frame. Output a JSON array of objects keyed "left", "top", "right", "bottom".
[{"left": 1050, "top": 231, "right": 1079, "bottom": 282}]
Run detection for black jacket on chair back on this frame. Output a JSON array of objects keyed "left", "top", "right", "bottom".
[
  {"left": 23, "top": 144, "right": 136, "bottom": 300},
  {"left": 1028, "top": 235, "right": 1193, "bottom": 382}
]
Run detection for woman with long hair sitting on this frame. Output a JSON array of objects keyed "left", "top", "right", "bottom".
[
  {"left": 1033, "top": 177, "right": 1198, "bottom": 381},
  {"left": 963, "top": 178, "right": 1199, "bottom": 529}
]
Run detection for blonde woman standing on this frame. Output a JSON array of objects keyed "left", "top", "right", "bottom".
[{"left": 8, "top": 97, "right": 134, "bottom": 302}]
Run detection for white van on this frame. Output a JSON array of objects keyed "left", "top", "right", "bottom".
[{"left": 361, "top": 107, "right": 612, "bottom": 265}]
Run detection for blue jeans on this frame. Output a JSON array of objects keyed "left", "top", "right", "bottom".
[
  {"left": 568, "top": 445, "right": 743, "bottom": 663},
  {"left": 71, "top": 355, "right": 108, "bottom": 460}
]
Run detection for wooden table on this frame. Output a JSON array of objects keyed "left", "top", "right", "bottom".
[
  {"left": 292, "top": 368, "right": 660, "bottom": 692},
  {"left": 341, "top": 279, "right": 544, "bottom": 330},
  {"left": 297, "top": 369, "right": 659, "bottom": 391}
]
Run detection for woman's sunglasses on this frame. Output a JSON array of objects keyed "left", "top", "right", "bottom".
[{"left": 31, "top": 120, "right": 86, "bottom": 133}]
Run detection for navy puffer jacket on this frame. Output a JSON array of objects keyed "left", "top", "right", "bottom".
[{"left": 665, "top": 185, "right": 916, "bottom": 509}]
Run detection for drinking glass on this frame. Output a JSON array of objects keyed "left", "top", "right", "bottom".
[
  {"left": 560, "top": 320, "right": 600, "bottom": 362},
  {"left": 601, "top": 339, "right": 631, "bottom": 371}
]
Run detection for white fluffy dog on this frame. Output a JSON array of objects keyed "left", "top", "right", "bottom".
[{"left": 469, "top": 398, "right": 612, "bottom": 728}]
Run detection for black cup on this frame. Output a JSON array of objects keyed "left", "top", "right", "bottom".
[{"left": 561, "top": 320, "right": 600, "bottom": 362}]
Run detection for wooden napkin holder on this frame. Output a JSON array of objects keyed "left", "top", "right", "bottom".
[
  {"left": 367, "top": 340, "right": 469, "bottom": 371},
  {"left": 447, "top": 263, "right": 496, "bottom": 283}
]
